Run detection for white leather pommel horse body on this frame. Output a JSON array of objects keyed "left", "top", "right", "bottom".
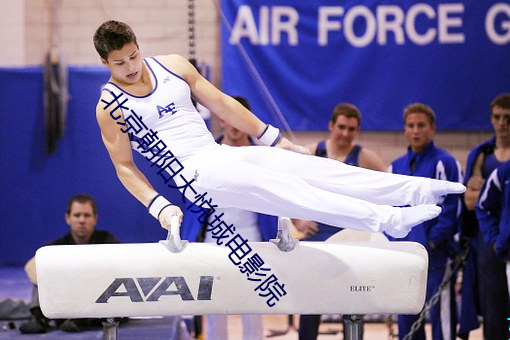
[{"left": 36, "top": 224, "right": 428, "bottom": 340}]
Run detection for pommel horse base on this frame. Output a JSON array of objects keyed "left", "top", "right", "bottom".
[{"left": 36, "top": 219, "right": 428, "bottom": 340}]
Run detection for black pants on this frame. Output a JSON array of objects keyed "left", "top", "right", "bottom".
[
  {"left": 298, "top": 315, "right": 322, "bottom": 340},
  {"left": 477, "top": 232, "right": 510, "bottom": 340}
]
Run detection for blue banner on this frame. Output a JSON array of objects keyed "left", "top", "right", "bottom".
[{"left": 221, "top": 0, "right": 510, "bottom": 131}]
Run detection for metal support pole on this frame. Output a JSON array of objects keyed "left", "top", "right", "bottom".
[
  {"left": 187, "top": 0, "right": 196, "bottom": 61},
  {"left": 343, "top": 314, "right": 363, "bottom": 340},
  {"left": 102, "top": 318, "right": 119, "bottom": 340}
]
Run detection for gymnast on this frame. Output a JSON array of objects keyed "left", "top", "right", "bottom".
[{"left": 93, "top": 20, "right": 465, "bottom": 239}]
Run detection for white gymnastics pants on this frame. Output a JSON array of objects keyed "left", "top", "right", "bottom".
[{"left": 177, "top": 145, "right": 436, "bottom": 234}]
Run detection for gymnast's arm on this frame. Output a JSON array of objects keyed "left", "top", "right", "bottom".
[
  {"left": 159, "top": 54, "right": 309, "bottom": 153},
  {"left": 95, "top": 92, "right": 183, "bottom": 230},
  {"left": 358, "top": 148, "right": 386, "bottom": 172}
]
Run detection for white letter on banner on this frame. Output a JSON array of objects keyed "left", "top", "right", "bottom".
[
  {"left": 230, "top": 5, "right": 259, "bottom": 45},
  {"left": 406, "top": 4, "right": 436, "bottom": 45},
  {"left": 486, "top": 3, "right": 510, "bottom": 45},
  {"left": 344, "top": 6, "right": 376, "bottom": 47},
  {"left": 377, "top": 5, "right": 405, "bottom": 45},
  {"left": 271, "top": 6, "right": 299, "bottom": 45},
  {"left": 318, "top": 7, "right": 344, "bottom": 46},
  {"left": 259, "top": 7, "right": 269, "bottom": 45},
  {"left": 438, "top": 3, "right": 465, "bottom": 43}
]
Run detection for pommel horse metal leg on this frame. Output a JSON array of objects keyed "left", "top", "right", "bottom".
[
  {"left": 102, "top": 318, "right": 119, "bottom": 340},
  {"left": 343, "top": 314, "right": 363, "bottom": 340}
]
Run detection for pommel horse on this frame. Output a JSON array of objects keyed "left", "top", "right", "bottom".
[{"left": 36, "top": 217, "right": 428, "bottom": 339}]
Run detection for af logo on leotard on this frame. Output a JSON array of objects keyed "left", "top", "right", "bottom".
[{"left": 157, "top": 102, "right": 177, "bottom": 118}]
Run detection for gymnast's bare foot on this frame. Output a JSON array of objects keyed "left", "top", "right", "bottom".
[{"left": 385, "top": 204, "right": 442, "bottom": 238}]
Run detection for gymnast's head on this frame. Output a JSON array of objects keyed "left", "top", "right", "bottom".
[
  {"left": 94, "top": 20, "right": 143, "bottom": 84},
  {"left": 328, "top": 103, "right": 362, "bottom": 146},
  {"left": 330, "top": 103, "right": 362, "bottom": 127},
  {"left": 490, "top": 93, "right": 510, "bottom": 136},
  {"left": 65, "top": 194, "right": 98, "bottom": 244},
  {"left": 93, "top": 20, "right": 138, "bottom": 61}
]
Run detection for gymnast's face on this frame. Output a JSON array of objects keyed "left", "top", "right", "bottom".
[
  {"left": 220, "top": 119, "right": 250, "bottom": 146},
  {"left": 65, "top": 201, "right": 98, "bottom": 244},
  {"left": 101, "top": 42, "right": 143, "bottom": 85},
  {"left": 329, "top": 115, "right": 360, "bottom": 148},
  {"left": 491, "top": 105, "right": 510, "bottom": 138},
  {"left": 404, "top": 112, "right": 435, "bottom": 154}
]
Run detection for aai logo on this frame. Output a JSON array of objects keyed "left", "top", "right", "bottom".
[{"left": 96, "top": 276, "right": 214, "bottom": 303}]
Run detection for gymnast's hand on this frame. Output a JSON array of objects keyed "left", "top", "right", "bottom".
[
  {"left": 276, "top": 137, "right": 311, "bottom": 155},
  {"left": 466, "top": 175, "right": 483, "bottom": 191},
  {"left": 158, "top": 205, "right": 184, "bottom": 231},
  {"left": 292, "top": 219, "right": 319, "bottom": 237}
]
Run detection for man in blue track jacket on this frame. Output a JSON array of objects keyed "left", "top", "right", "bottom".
[
  {"left": 388, "top": 103, "right": 462, "bottom": 340},
  {"left": 477, "top": 160, "right": 510, "bottom": 260},
  {"left": 460, "top": 93, "right": 510, "bottom": 340},
  {"left": 474, "top": 116, "right": 510, "bottom": 339}
]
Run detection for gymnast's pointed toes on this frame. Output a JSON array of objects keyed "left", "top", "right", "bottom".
[
  {"left": 430, "top": 180, "right": 466, "bottom": 197},
  {"left": 386, "top": 204, "right": 442, "bottom": 238}
]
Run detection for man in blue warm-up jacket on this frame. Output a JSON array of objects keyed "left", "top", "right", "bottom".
[
  {"left": 388, "top": 103, "right": 462, "bottom": 340},
  {"left": 477, "top": 160, "right": 510, "bottom": 260}
]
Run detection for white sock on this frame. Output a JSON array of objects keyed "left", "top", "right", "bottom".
[
  {"left": 386, "top": 204, "right": 442, "bottom": 238},
  {"left": 429, "top": 180, "right": 466, "bottom": 199}
]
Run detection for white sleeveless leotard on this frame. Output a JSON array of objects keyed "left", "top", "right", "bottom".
[{"left": 103, "top": 57, "right": 217, "bottom": 164}]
